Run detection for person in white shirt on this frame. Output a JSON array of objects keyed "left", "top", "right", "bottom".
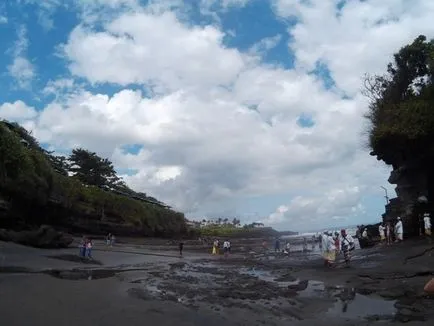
[
  {"left": 424, "top": 213, "right": 432, "bottom": 237},
  {"left": 324, "top": 232, "right": 336, "bottom": 268},
  {"left": 223, "top": 240, "right": 230, "bottom": 257},
  {"left": 340, "top": 229, "right": 354, "bottom": 265},
  {"left": 362, "top": 228, "right": 368, "bottom": 238},
  {"left": 395, "top": 217, "right": 404, "bottom": 242},
  {"left": 378, "top": 224, "right": 386, "bottom": 243}
]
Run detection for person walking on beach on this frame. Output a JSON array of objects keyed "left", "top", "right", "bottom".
[
  {"left": 85, "top": 239, "right": 93, "bottom": 259},
  {"left": 340, "top": 229, "right": 354, "bottom": 266},
  {"left": 179, "top": 240, "right": 184, "bottom": 257},
  {"left": 395, "top": 217, "right": 404, "bottom": 242},
  {"left": 325, "top": 232, "right": 336, "bottom": 268},
  {"left": 424, "top": 213, "right": 432, "bottom": 245},
  {"left": 223, "top": 240, "right": 230, "bottom": 258},
  {"left": 106, "top": 233, "right": 112, "bottom": 246},
  {"left": 274, "top": 238, "right": 280, "bottom": 252},
  {"left": 79, "top": 236, "right": 87, "bottom": 257},
  {"left": 379, "top": 224, "right": 386, "bottom": 243},
  {"left": 212, "top": 239, "right": 219, "bottom": 255}
]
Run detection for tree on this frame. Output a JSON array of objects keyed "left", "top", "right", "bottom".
[
  {"left": 68, "top": 148, "right": 120, "bottom": 188},
  {"left": 0, "top": 123, "right": 31, "bottom": 183},
  {"left": 364, "top": 35, "right": 434, "bottom": 155},
  {"left": 46, "top": 153, "right": 69, "bottom": 176}
]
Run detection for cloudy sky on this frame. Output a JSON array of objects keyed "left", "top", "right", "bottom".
[{"left": 1, "top": 0, "right": 433, "bottom": 232}]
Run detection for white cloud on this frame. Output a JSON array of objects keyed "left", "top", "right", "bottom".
[
  {"left": 0, "top": 15, "right": 7, "bottom": 24},
  {"left": 273, "top": 0, "right": 434, "bottom": 96},
  {"left": 249, "top": 34, "right": 282, "bottom": 56},
  {"left": 7, "top": 26, "right": 35, "bottom": 89},
  {"left": 0, "top": 101, "right": 38, "bottom": 121},
  {"left": 61, "top": 11, "right": 246, "bottom": 92},
  {"left": 3, "top": 0, "right": 431, "bottom": 230}
]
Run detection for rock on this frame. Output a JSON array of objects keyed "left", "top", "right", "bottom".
[
  {"left": 0, "top": 225, "right": 73, "bottom": 248},
  {"left": 288, "top": 280, "right": 309, "bottom": 291}
]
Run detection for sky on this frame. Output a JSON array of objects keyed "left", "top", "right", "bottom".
[{"left": 1, "top": 0, "right": 433, "bottom": 232}]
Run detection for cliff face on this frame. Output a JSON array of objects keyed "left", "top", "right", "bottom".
[{"left": 373, "top": 150, "right": 432, "bottom": 237}]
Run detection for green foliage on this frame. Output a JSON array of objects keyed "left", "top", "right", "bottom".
[
  {"left": 0, "top": 120, "right": 186, "bottom": 237},
  {"left": 69, "top": 148, "right": 121, "bottom": 188},
  {"left": 198, "top": 225, "right": 277, "bottom": 238},
  {"left": 364, "top": 35, "right": 434, "bottom": 157}
]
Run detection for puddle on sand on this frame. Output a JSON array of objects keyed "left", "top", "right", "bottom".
[
  {"left": 298, "top": 280, "right": 326, "bottom": 297},
  {"left": 239, "top": 268, "right": 299, "bottom": 287},
  {"left": 328, "top": 293, "right": 396, "bottom": 319},
  {"left": 298, "top": 281, "right": 396, "bottom": 320}
]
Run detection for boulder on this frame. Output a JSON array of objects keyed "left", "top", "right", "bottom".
[{"left": 0, "top": 225, "right": 73, "bottom": 248}]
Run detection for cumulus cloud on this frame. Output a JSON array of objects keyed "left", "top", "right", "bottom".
[
  {"left": 2, "top": 0, "right": 429, "bottom": 230},
  {"left": 273, "top": 0, "right": 434, "bottom": 96},
  {"left": 7, "top": 26, "right": 35, "bottom": 89}
]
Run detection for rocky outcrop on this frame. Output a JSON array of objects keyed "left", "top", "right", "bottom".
[
  {"left": 0, "top": 225, "right": 73, "bottom": 248},
  {"left": 371, "top": 149, "right": 433, "bottom": 237}
]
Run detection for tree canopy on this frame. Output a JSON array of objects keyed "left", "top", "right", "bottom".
[
  {"left": 0, "top": 120, "right": 186, "bottom": 237},
  {"left": 69, "top": 148, "right": 122, "bottom": 188},
  {"left": 364, "top": 35, "right": 434, "bottom": 162}
]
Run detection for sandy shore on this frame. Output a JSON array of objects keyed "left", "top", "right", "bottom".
[{"left": 1, "top": 238, "right": 433, "bottom": 326}]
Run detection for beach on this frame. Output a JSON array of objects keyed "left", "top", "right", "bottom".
[{"left": 1, "top": 238, "right": 433, "bottom": 326}]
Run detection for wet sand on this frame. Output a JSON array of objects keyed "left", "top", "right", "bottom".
[{"left": 1, "top": 239, "right": 433, "bottom": 325}]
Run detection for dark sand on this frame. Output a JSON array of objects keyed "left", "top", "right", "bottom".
[{"left": 1, "top": 238, "right": 433, "bottom": 326}]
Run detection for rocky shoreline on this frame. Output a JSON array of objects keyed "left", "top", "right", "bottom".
[{"left": 1, "top": 237, "right": 433, "bottom": 325}]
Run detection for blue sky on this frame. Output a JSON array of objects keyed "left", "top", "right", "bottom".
[{"left": 1, "top": 0, "right": 431, "bottom": 231}]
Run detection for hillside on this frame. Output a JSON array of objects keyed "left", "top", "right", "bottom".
[{"left": 0, "top": 120, "right": 188, "bottom": 238}]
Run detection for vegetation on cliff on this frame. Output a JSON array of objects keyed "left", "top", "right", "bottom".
[
  {"left": 364, "top": 35, "right": 434, "bottom": 163},
  {"left": 0, "top": 120, "right": 187, "bottom": 237}
]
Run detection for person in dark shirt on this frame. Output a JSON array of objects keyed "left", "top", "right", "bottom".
[{"left": 179, "top": 240, "right": 184, "bottom": 257}]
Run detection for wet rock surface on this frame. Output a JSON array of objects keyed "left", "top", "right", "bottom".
[{"left": 1, "top": 238, "right": 434, "bottom": 325}]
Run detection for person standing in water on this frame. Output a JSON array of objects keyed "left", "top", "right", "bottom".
[{"left": 395, "top": 217, "right": 404, "bottom": 242}]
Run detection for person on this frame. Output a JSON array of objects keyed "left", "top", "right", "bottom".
[
  {"left": 395, "top": 217, "right": 404, "bottom": 242},
  {"left": 325, "top": 232, "right": 336, "bottom": 268},
  {"left": 274, "top": 238, "right": 280, "bottom": 252},
  {"left": 362, "top": 228, "right": 368, "bottom": 239},
  {"left": 385, "top": 222, "right": 392, "bottom": 245},
  {"left": 340, "top": 229, "right": 354, "bottom": 266},
  {"left": 79, "top": 236, "right": 87, "bottom": 257},
  {"left": 110, "top": 234, "right": 116, "bottom": 247},
  {"left": 424, "top": 213, "right": 432, "bottom": 245},
  {"left": 284, "top": 242, "right": 291, "bottom": 255},
  {"left": 85, "top": 239, "right": 93, "bottom": 259},
  {"left": 179, "top": 240, "right": 184, "bottom": 257},
  {"left": 223, "top": 240, "right": 230, "bottom": 258},
  {"left": 334, "top": 232, "right": 340, "bottom": 256},
  {"left": 379, "top": 224, "right": 386, "bottom": 243},
  {"left": 303, "top": 237, "right": 308, "bottom": 252},
  {"left": 212, "top": 239, "right": 218, "bottom": 255},
  {"left": 106, "top": 233, "right": 111, "bottom": 246}
]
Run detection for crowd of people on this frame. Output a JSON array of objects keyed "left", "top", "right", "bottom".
[{"left": 320, "top": 229, "right": 355, "bottom": 268}]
